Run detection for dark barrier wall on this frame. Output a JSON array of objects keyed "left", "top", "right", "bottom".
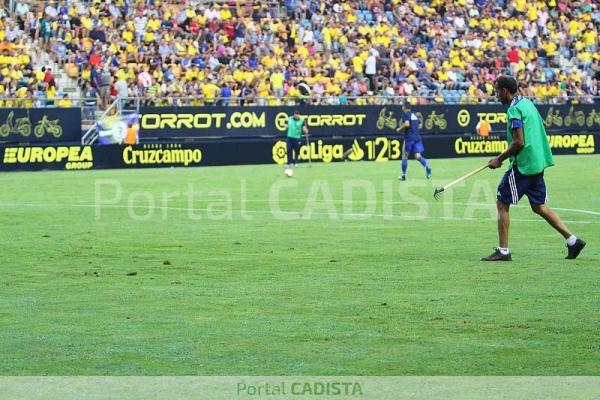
[
  {"left": 0, "top": 108, "right": 81, "bottom": 143},
  {"left": 139, "top": 104, "right": 600, "bottom": 139},
  {"left": 1, "top": 133, "right": 597, "bottom": 171}
]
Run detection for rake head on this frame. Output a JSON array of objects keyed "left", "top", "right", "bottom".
[{"left": 433, "top": 187, "right": 444, "bottom": 201}]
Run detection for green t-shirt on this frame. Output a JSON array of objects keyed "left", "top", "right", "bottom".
[
  {"left": 506, "top": 97, "right": 554, "bottom": 175},
  {"left": 287, "top": 117, "right": 305, "bottom": 139}
]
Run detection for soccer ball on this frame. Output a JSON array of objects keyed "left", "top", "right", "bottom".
[{"left": 284, "top": 168, "right": 294, "bottom": 177}]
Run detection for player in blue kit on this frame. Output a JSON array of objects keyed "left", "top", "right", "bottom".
[{"left": 396, "top": 104, "right": 432, "bottom": 180}]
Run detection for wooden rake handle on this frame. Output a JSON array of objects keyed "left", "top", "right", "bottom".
[
  {"left": 442, "top": 164, "right": 488, "bottom": 191},
  {"left": 434, "top": 164, "right": 488, "bottom": 200}
]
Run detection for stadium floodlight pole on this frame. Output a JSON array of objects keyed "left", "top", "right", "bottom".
[{"left": 433, "top": 164, "right": 488, "bottom": 200}]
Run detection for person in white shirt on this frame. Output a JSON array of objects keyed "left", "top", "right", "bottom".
[
  {"left": 45, "top": 4, "right": 58, "bottom": 19},
  {"left": 205, "top": 6, "right": 220, "bottom": 21},
  {"left": 133, "top": 14, "right": 147, "bottom": 44},
  {"left": 5, "top": 22, "right": 21, "bottom": 42},
  {"left": 137, "top": 68, "right": 153, "bottom": 91},
  {"left": 312, "top": 81, "right": 325, "bottom": 98},
  {"left": 365, "top": 50, "right": 377, "bottom": 91},
  {"left": 302, "top": 29, "right": 314, "bottom": 44},
  {"left": 115, "top": 78, "right": 129, "bottom": 100},
  {"left": 15, "top": 2, "right": 29, "bottom": 15},
  {"left": 383, "top": 81, "right": 395, "bottom": 99},
  {"left": 405, "top": 58, "right": 417, "bottom": 72}
]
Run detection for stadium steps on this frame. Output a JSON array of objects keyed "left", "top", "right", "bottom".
[{"left": 46, "top": 59, "right": 82, "bottom": 98}]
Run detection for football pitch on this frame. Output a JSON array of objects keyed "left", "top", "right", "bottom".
[{"left": 0, "top": 155, "right": 598, "bottom": 376}]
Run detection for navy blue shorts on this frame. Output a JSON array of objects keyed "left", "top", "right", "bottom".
[
  {"left": 403, "top": 139, "right": 425, "bottom": 154},
  {"left": 497, "top": 166, "right": 547, "bottom": 205},
  {"left": 286, "top": 137, "right": 302, "bottom": 163}
]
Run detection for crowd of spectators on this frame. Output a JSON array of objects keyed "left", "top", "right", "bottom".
[
  {"left": 0, "top": 11, "right": 74, "bottom": 108},
  {"left": 0, "top": 0, "right": 599, "bottom": 108}
]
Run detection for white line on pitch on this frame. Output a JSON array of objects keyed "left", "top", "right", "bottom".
[{"left": 0, "top": 202, "right": 593, "bottom": 224}]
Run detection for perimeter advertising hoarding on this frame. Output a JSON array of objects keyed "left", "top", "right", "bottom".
[
  {"left": 0, "top": 133, "right": 596, "bottom": 171},
  {"left": 138, "top": 104, "right": 600, "bottom": 139}
]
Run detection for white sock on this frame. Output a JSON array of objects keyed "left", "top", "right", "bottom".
[
  {"left": 498, "top": 247, "right": 510, "bottom": 255},
  {"left": 566, "top": 235, "right": 577, "bottom": 246}
]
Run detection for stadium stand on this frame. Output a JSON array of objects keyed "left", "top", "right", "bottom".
[{"left": 0, "top": 0, "right": 598, "bottom": 109}]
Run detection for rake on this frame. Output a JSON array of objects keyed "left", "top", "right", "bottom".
[
  {"left": 305, "top": 131, "right": 312, "bottom": 168},
  {"left": 433, "top": 164, "right": 489, "bottom": 200}
]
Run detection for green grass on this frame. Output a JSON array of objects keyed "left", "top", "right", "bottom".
[{"left": 0, "top": 155, "right": 598, "bottom": 375}]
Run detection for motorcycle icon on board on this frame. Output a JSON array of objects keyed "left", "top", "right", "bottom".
[
  {"left": 34, "top": 116, "right": 63, "bottom": 138},
  {"left": 0, "top": 111, "right": 32, "bottom": 137},
  {"left": 376, "top": 108, "right": 398, "bottom": 130},
  {"left": 424, "top": 111, "right": 447, "bottom": 130}
]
